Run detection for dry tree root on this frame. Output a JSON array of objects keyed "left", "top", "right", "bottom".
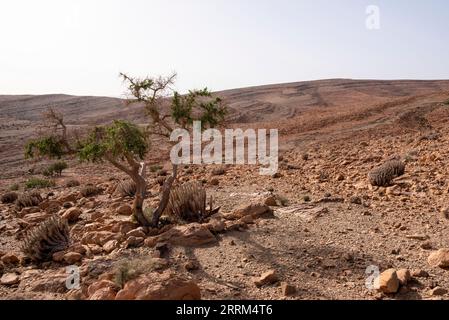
[
  {"left": 21, "top": 215, "right": 70, "bottom": 262},
  {"left": 368, "top": 159, "right": 406, "bottom": 187}
]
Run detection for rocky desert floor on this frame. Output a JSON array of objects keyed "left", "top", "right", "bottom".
[{"left": 1, "top": 79, "right": 449, "bottom": 300}]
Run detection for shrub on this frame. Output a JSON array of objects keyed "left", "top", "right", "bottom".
[
  {"left": 368, "top": 160, "right": 406, "bottom": 187},
  {"left": 44, "top": 161, "right": 68, "bottom": 177},
  {"left": 164, "top": 181, "right": 209, "bottom": 222},
  {"left": 116, "top": 180, "right": 137, "bottom": 197},
  {"left": 21, "top": 215, "right": 70, "bottom": 262},
  {"left": 113, "top": 258, "right": 164, "bottom": 288},
  {"left": 149, "top": 165, "right": 163, "bottom": 173},
  {"left": 16, "top": 191, "right": 43, "bottom": 209},
  {"left": 25, "top": 178, "right": 55, "bottom": 189},
  {"left": 65, "top": 179, "right": 80, "bottom": 188},
  {"left": 1, "top": 192, "right": 18, "bottom": 204},
  {"left": 9, "top": 184, "right": 20, "bottom": 191},
  {"left": 80, "top": 184, "right": 102, "bottom": 197}
]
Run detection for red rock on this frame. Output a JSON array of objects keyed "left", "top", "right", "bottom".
[
  {"left": 378, "top": 269, "right": 400, "bottom": 294},
  {"left": 1, "top": 253, "right": 20, "bottom": 265},
  {"left": 254, "top": 270, "right": 279, "bottom": 287},
  {"left": 63, "top": 252, "right": 83, "bottom": 264},
  {"left": 428, "top": 249, "right": 449, "bottom": 269},
  {"left": 62, "top": 207, "right": 82, "bottom": 223}
]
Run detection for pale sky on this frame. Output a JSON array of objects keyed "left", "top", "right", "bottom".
[{"left": 0, "top": 0, "right": 448, "bottom": 96}]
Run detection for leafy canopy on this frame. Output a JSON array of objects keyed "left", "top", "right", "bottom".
[
  {"left": 78, "top": 120, "right": 148, "bottom": 162},
  {"left": 25, "top": 135, "right": 66, "bottom": 159}
]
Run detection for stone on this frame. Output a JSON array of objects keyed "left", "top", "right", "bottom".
[
  {"left": 115, "top": 271, "right": 201, "bottom": 300},
  {"left": 62, "top": 207, "right": 82, "bottom": 223},
  {"left": 378, "top": 269, "right": 400, "bottom": 294},
  {"left": 184, "top": 261, "right": 199, "bottom": 272},
  {"left": 88, "top": 280, "right": 117, "bottom": 297},
  {"left": 154, "top": 223, "right": 217, "bottom": 247},
  {"left": 254, "top": 270, "right": 279, "bottom": 287},
  {"left": 209, "top": 178, "right": 219, "bottom": 186},
  {"left": 411, "top": 269, "right": 429, "bottom": 278},
  {"left": 396, "top": 269, "right": 411, "bottom": 286},
  {"left": 103, "top": 240, "right": 119, "bottom": 253},
  {"left": 428, "top": 249, "right": 449, "bottom": 269},
  {"left": 204, "top": 218, "right": 225, "bottom": 233},
  {"left": 63, "top": 252, "right": 83, "bottom": 264},
  {"left": 24, "top": 212, "right": 50, "bottom": 224},
  {"left": 264, "top": 196, "right": 278, "bottom": 207},
  {"left": 89, "top": 287, "right": 117, "bottom": 300},
  {"left": 1, "top": 273, "right": 20, "bottom": 285},
  {"left": 52, "top": 251, "right": 66, "bottom": 262},
  {"left": 281, "top": 282, "right": 296, "bottom": 296},
  {"left": 81, "top": 231, "right": 117, "bottom": 246},
  {"left": 126, "top": 228, "right": 146, "bottom": 238},
  {"left": 441, "top": 207, "right": 449, "bottom": 220},
  {"left": 1, "top": 253, "right": 20, "bottom": 265},
  {"left": 230, "top": 203, "right": 273, "bottom": 220},
  {"left": 125, "top": 236, "right": 144, "bottom": 248},
  {"left": 429, "top": 287, "right": 448, "bottom": 296},
  {"left": 116, "top": 204, "right": 133, "bottom": 216}
]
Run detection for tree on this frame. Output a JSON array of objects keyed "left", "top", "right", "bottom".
[{"left": 24, "top": 72, "right": 227, "bottom": 228}]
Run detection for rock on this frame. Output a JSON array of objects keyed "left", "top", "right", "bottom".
[
  {"left": 441, "top": 208, "right": 449, "bottom": 220},
  {"left": 41, "top": 200, "right": 62, "bottom": 214},
  {"left": 397, "top": 269, "right": 411, "bottom": 286},
  {"left": 115, "top": 271, "right": 201, "bottom": 300},
  {"left": 126, "top": 228, "right": 146, "bottom": 238},
  {"left": 88, "top": 280, "right": 117, "bottom": 300},
  {"left": 421, "top": 241, "right": 433, "bottom": 250},
  {"left": 58, "top": 193, "right": 78, "bottom": 203},
  {"left": 184, "top": 261, "right": 199, "bottom": 272},
  {"left": 204, "top": 218, "right": 225, "bottom": 233},
  {"left": 52, "top": 251, "right": 66, "bottom": 262},
  {"left": 378, "top": 269, "right": 400, "bottom": 294},
  {"left": 81, "top": 231, "right": 118, "bottom": 246},
  {"left": 229, "top": 203, "right": 273, "bottom": 220},
  {"left": 429, "top": 287, "right": 448, "bottom": 296},
  {"left": 281, "top": 282, "right": 296, "bottom": 296},
  {"left": 116, "top": 204, "right": 133, "bottom": 216},
  {"left": 89, "top": 287, "right": 117, "bottom": 300},
  {"left": 1, "top": 253, "right": 20, "bottom": 265},
  {"left": 62, "top": 202, "right": 74, "bottom": 209},
  {"left": 30, "top": 273, "right": 68, "bottom": 293},
  {"left": 103, "top": 240, "right": 119, "bottom": 254},
  {"left": 428, "top": 249, "right": 449, "bottom": 269},
  {"left": 254, "top": 270, "right": 279, "bottom": 287},
  {"left": 62, "top": 207, "right": 82, "bottom": 223},
  {"left": 264, "top": 196, "right": 278, "bottom": 207},
  {"left": 125, "top": 236, "right": 144, "bottom": 248},
  {"left": 411, "top": 269, "right": 429, "bottom": 278},
  {"left": 1, "top": 273, "right": 20, "bottom": 285},
  {"left": 24, "top": 212, "right": 50, "bottom": 224},
  {"left": 63, "top": 252, "right": 83, "bottom": 264},
  {"left": 349, "top": 196, "right": 362, "bottom": 205},
  {"left": 153, "top": 223, "right": 217, "bottom": 247},
  {"left": 209, "top": 178, "right": 219, "bottom": 186}
]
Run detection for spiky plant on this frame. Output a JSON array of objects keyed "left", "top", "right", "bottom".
[
  {"left": 368, "top": 159, "right": 406, "bottom": 187},
  {"left": 80, "top": 184, "right": 102, "bottom": 198},
  {"left": 116, "top": 180, "right": 137, "bottom": 197},
  {"left": 15, "top": 191, "right": 43, "bottom": 209},
  {"left": 1, "top": 192, "right": 18, "bottom": 204},
  {"left": 164, "top": 181, "right": 219, "bottom": 222},
  {"left": 21, "top": 215, "right": 70, "bottom": 262}
]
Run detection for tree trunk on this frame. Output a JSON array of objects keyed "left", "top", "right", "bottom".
[
  {"left": 151, "top": 164, "right": 178, "bottom": 227},
  {"left": 131, "top": 162, "right": 150, "bottom": 226}
]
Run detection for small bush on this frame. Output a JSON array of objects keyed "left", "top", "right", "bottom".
[
  {"left": 16, "top": 191, "right": 43, "bottom": 209},
  {"left": 113, "top": 258, "right": 163, "bottom": 288},
  {"left": 368, "top": 159, "right": 406, "bottom": 187},
  {"left": 25, "top": 178, "right": 55, "bottom": 189},
  {"left": 1, "top": 192, "right": 18, "bottom": 204},
  {"left": 116, "top": 180, "right": 136, "bottom": 197},
  {"left": 43, "top": 161, "right": 68, "bottom": 177},
  {"left": 21, "top": 215, "right": 70, "bottom": 262},
  {"left": 149, "top": 165, "right": 163, "bottom": 173},
  {"left": 65, "top": 179, "right": 80, "bottom": 188},
  {"left": 80, "top": 184, "right": 102, "bottom": 197},
  {"left": 9, "top": 184, "right": 20, "bottom": 191}
]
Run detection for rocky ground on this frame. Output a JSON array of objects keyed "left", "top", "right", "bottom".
[{"left": 1, "top": 83, "right": 449, "bottom": 300}]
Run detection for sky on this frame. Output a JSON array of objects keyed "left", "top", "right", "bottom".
[{"left": 0, "top": 0, "right": 448, "bottom": 97}]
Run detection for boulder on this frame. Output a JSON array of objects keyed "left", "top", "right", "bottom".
[
  {"left": 378, "top": 269, "right": 400, "bottom": 294},
  {"left": 115, "top": 271, "right": 201, "bottom": 300},
  {"left": 428, "top": 249, "right": 449, "bottom": 269}
]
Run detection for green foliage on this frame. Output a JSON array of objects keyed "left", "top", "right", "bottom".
[
  {"left": 171, "top": 88, "right": 227, "bottom": 129},
  {"left": 25, "top": 178, "right": 55, "bottom": 189},
  {"left": 9, "top": 183, "right": 20, "bottom": 191},
  {"left": 43, "top": 161, "right": 68, "bottom": 177},
  {"left": 25, "top": 136, "right": 65, "bottom": 159},
  {"left": 78, "top": 120, "right": 148, "bottom": 163}
]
